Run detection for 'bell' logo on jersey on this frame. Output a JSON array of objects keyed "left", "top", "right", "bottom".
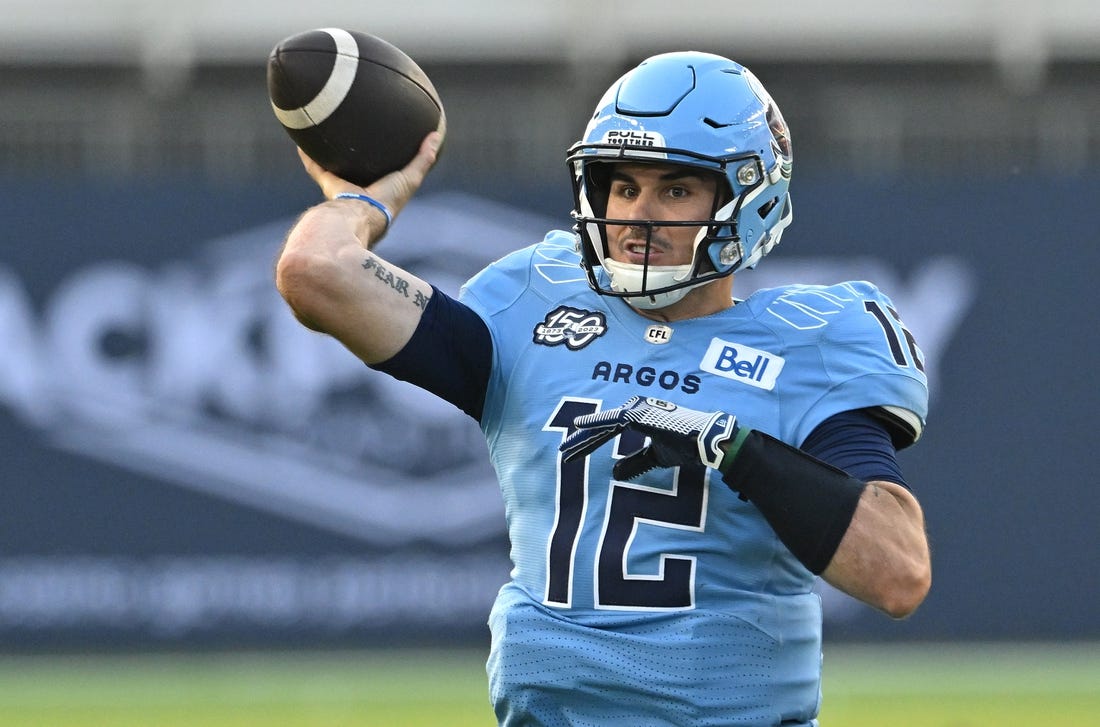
[
  {"left": 700, "top": 338, "right": 785, "bottom": 390},
  {"left": 533, "top": 306, "right": 608, "bottom": 350}
]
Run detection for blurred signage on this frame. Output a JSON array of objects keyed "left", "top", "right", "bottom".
[{"left": 0, "top": 189, "right": 976, "bottom": 645}]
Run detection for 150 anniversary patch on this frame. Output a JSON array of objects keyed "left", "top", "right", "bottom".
[{"left": 533, "top": 306, "right": 608, "bottom": 350}]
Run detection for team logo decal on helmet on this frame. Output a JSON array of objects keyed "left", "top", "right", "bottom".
[{"left": 567, "top": 52, "right": 794, "bottom": 308}]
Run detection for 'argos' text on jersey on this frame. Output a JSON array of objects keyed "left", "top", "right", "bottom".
[{"left": 591, "top": 361, "right": 701, "bottom": 394}]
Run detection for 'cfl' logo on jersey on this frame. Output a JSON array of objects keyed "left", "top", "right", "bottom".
[
  {"left": 644, "top": 324, "right": 673, "bottom": 345},
  {"left": 533, "top": 306, "right": 608, "bottom": 350},
  {"left": 699, "top": 338, "right": 785, "bottom": 390}
]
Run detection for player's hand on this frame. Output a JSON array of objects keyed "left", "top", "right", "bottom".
[
  {"left": 559, "top": 396, "right": 739, "bottom": 480},
  {"left": 300, "top": 129, "right": 443, "bottom": 198},
  {"left": 297, "top": 128, "right": 444, "bottom": 240}
]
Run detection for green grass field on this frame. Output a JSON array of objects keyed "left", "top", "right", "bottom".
[{"left": 0, "top": 643, "right": 1095, "bottom": 726}]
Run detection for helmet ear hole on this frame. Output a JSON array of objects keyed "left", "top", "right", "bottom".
[
  {"left": 583, "top": 163, "right": 613, "bottom": 218},
  {"left": 718, "top": 180, "right": 734, "bottom": 211}
]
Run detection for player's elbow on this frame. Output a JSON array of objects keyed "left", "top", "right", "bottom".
[
  {"left": 878, "top": 557, "right": 931, "bottom": 619},
  {"left": 275, "top": 247, "right": 342, "bottom": 333}
]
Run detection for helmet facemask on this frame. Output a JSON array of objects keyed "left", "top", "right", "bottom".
[{"left": 571, "top": 155, "right": 747, "bottom": 309}]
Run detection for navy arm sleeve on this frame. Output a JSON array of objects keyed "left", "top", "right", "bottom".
[
  {"left": 800, "top": 408, "right": 910, "bottom": 490},
  {"left": 369, "top": 285, "right": 492, "bottom": 422}
]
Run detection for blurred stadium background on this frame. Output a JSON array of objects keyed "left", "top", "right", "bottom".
[{"left": 1, "top": 1, "right": 1097, "bottom": 724}]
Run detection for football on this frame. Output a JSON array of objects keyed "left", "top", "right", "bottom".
[{"left": 267, "top": 28, "right": 443, "bottom": 186}]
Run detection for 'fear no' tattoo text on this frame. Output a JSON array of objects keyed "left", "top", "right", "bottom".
[{"left": 362, "top": 256, "right": 429, "bottom": 310}]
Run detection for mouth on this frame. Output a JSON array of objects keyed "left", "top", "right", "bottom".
[{"left": 619, "top": 235, "right": 665, "bottom": 265}]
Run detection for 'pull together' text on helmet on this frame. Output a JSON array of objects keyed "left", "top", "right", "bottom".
[{"left": 568, "top": 51, "right": 793, "bottom": 309}]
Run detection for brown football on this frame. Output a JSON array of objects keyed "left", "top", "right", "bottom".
[{"left": 267, "top": 28, "right": 443, "bottom": 186}]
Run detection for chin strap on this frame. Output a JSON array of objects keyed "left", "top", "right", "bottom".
[{"left": 602, "top": 259, "right": 699, "bottom": 309}]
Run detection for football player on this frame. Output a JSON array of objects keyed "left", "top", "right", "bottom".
[{"left": 277, "top": 51, "right": 931, "bottom": 726}]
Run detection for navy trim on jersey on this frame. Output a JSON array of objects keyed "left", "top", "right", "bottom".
[
  {"left": 370, "top": 285, "right": 492, "bottom": 421},
  {"left": 801, "top": 408, "right": 909, "bottom": 489}
]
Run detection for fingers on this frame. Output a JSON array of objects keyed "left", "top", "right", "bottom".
[
  {"left": 560, "top": 424, "right": 621, "bottom": 463},
  {"left": 570, "top": 396, "right": 643, "bottom": 431},
  {"left": 571, "top": 406, "right": 623, "bottom": 430},
  {"left": 295, "top": 147, "right": 368, "bottom": 202},
  {"left": 297, "top": 147, "right": 346, "bottom": 197},
  {"left": 297, "top": 128, "right": 444, "bottom": 219},
  {"left": 392, "top": 131, "right": 444, "bottom": 192},
  {"left": 612, "top": 447, "right": 663, "bottom": 481},
  {"left": 354, "top": 130, "right": 443, "bottom": 224},
  {"left": 560, "top": 397, "right": 641, "bottom": 462}
]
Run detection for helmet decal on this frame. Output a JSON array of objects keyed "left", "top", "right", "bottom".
[{"left": 601, "top": 129, "right": 666, "bottom": 148}]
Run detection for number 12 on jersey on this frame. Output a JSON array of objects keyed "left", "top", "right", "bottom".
[{"left": 543, "top": 398, "right": 707, "bottom": 611}]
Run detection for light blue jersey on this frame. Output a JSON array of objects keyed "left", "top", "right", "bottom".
[{"left": 460, "top": 231, "right": 928, "bottom": 726}]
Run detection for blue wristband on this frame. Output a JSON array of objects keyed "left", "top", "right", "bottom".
[{"left": 333, "top": 192, "right": 392, "bottom": 230}]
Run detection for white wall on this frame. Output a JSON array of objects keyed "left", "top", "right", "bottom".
[{"left": 3, "top": 0, "right": 1099, "bottom": 67}]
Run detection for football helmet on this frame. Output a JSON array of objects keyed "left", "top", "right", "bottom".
[{"left": 568, "top": 52, "right": 793, "bottom": 309}]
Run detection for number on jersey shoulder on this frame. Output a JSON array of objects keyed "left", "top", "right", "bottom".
[{"left": 863, "top": 299, "right": 925, "bottom": 372}]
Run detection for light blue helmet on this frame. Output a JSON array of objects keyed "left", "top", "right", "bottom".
[{"left": 568, "top": 51, "right": 793, "bottom": 308}]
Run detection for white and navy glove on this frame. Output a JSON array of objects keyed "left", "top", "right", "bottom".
[{"left": 560, "top": 396, "right": 739, "bottom": 481}]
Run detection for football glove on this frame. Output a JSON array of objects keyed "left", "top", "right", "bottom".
[{"left": 560, "top": 395, "right": 738, "bottom": 481}]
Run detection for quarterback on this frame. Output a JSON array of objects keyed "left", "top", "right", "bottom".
[{"left": 277, "top": 51, "right": 931, "bottom": 726}]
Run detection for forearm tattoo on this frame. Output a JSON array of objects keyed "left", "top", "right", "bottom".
[{"left": 361, "top": 256, "right": 429, "bottom": 310}]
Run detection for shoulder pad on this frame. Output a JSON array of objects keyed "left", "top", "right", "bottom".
[{"left": 755, "top": 282, "right": 929, "bottom": 447}]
